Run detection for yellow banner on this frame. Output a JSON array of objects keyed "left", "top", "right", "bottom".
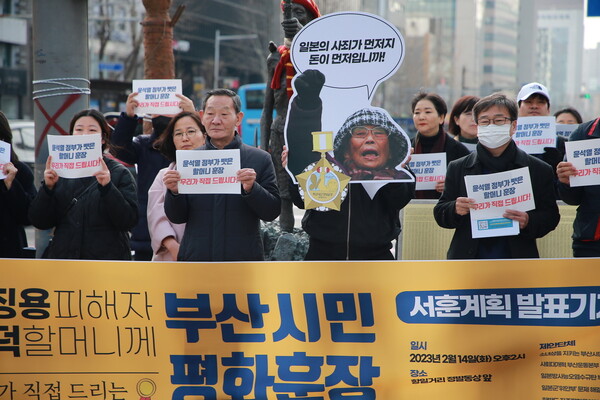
[{"left": 1, "top": 258, "right": 600, "bottom": 400}]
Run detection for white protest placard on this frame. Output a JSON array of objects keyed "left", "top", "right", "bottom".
[
  {"left": 47, "top": 134, "right": 103, "bottom": 178},
  {"left": 176, "top": 149, "right": 241, "bottom": 194},
  {"left": 564, "top": 138, "right": 600, "bottom": 187},
  {"left": 0, "top": 140, "right": 10, "bottom": 180},
  {"left": 132, "top": 79, "right": 182, "bottom": 115},
  {"left": 556, "top": 123, "right": 578, "bottom": 140},
  {"left": 465, "top": 167, "right": 534, "bottom": 239},
  {"left": 291, "top": 12, "right": 404, "bottom": 100},
  {"left": 408, "top": 152, "right": 446, "bottom": 190},
  {"left": 514, "top": 116, "right": 556, "bottom": 154}
]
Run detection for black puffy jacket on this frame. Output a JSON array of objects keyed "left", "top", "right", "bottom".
[
  {"left": 557, "top": 118, "right": 600, "bottom": 253},
  {"left": 29, "top": 157, "right": 138, "bottom": 260},
  {"left": 0, "top": 161, "right": 36, "bottom": 257}
]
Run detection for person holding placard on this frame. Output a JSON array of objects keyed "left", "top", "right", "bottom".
[
  {"left": 434, "top": 94, "right": 559, "bottom": 259},
  {"left": 0, "top": 111, "right": 36, "bottom": 258},
  {"left": 147, "top": 111, "right": 206, "bottom": 261},
  {"left": 411, "top": 92, "right": 470, "bottom": 199},
  {"left": 449, "top": 95, "right": 480, "bottom": 152},
  {"left": 284, "top": 70, "right": 415, "bottom": 260},
  {"left": 556, "top": 117, "right": 600, "bottom": 257},
  {"left": 517, "top": 82, "right": 565, "bottom": 197},
  {"left": 110, "top": 91, "right": 196, "bottom": 261},
  {"left": 163, "top": 89, "right": 280, "bottom": 261},
  {"left": 29, "top": 109, "right": 138, "bottom": 260}
]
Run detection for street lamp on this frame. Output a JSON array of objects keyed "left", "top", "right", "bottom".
[{"left": 213, "top": 29, "right": 258, "bottom": 89}]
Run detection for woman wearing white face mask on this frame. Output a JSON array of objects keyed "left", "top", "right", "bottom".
[{"left": 433, "top": 93, "right": 560, "bottom": 259}]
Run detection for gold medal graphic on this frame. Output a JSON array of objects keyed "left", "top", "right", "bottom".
[
  {"left": 137, "top": 378, "right": 156, "bottom": 400},
  {"left": 296, "top": 131, "right": 349, "bottom": 211}
]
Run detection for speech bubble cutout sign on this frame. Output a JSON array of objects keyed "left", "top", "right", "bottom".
[{"left": 291, "top": 12, "right": 405, "bottom": 99}]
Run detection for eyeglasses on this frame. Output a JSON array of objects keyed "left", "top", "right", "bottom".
[
  {"left": 477, "top": 117, "right": 512, "bottom": 127},
  {"left": 350, "top": 126, "right": 389, "bottom": 138},
  {"left": 174, "top": 128, "right": 200, "bottom": 138}
]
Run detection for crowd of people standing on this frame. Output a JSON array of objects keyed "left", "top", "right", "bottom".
[{"left": 1, "top": 79, "right": 598, "bottom": 261}]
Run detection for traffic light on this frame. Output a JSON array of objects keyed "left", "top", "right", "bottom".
[{"left": 580, "top": 93, "right": 592, "bottom": 99}]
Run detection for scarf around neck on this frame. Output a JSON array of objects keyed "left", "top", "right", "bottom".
[
  {"left": 415, "top": 126, "right": 446, "bottom": 154},
  {"left": 475, "top": 140, "right": 518, "bottom": 173}
]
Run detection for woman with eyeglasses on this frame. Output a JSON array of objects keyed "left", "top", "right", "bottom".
[
  {"left": 331, "top": 108, "right": 412, "bottom": 181},
  {"left": 147, "top": 111, "right": 206, "bottom": 261},
  {"left": 411, "top": 92, "right": 470, "bottom": 199},
  {"left": 434, "top": 94, "right": 560, "bottom": 259},
  {"left": 449, "top": 95, "right": 480, "bottom": 152}
]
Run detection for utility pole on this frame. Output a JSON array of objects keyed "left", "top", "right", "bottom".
[
  {"left": 32, "top": 0, "right": 90, "bottom": 257},
  {"left": 213, "top": 30, "right": 258, "bottom": 88}
]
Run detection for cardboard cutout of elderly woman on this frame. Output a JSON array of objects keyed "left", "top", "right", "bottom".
[
  {"left": 285, "top": 70, "right": 415, "bottom": 260},
  {"left": 282, "top": 13, "right": 415, "bottom": 260},
  {"left": 286, "top": 69, "right": 412, "bottom": 183}
]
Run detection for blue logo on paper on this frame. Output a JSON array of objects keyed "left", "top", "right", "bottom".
[{"left": 477, "top": 218, "right": 512, "bottom": 231}]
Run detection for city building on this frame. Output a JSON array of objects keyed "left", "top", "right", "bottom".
[
  {"left": 2, "top": 0, "right": 595, "bottom": 119},
  {"left": 0, "top": 0, "right": 30, "bottom": 118},
  {"left": 518, "top": 0, "right": 584, "bottom": 111}
]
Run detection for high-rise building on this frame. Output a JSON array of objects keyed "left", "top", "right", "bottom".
[
  {"left": 518, "top": 0, "right": 584, "bottom": 110},
  {"left": 0, "top": 0, "right": 29, "bottom": 118},
  {"left": 387, "top": 0, "right": 523, "bottom": 114},
  {"left": 480, "top": 0, "right": 519, "bottom": 97}
]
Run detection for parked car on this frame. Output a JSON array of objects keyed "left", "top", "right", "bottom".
[{"left": 8, "top": 120, "right": 35, "bottom": 169}]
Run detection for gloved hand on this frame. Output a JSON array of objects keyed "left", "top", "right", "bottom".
[
  {"left": 282, "top": 18, "right": 303, "bottom": 39},
  {"left": 293, "top": 69, "right": 325, "bottom": 110}
]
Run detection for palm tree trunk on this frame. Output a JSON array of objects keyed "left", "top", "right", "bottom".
[{"left": 141, "top": 0, "right": 174, "bottom": 79}]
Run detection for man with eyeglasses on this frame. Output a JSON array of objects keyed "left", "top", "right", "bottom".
[
  {"left": 164, "top": 89, "right": 281, "bottom": 261},
  {"left": 434, "top": 93, "right": 560, "bottom": 259}
]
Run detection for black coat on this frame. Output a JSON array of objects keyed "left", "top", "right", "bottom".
[
  {"left": 164, "top": 135, "right": 280, "bottom": 261},
  {"left": 29, "top": 157, "right": 138, "bottom": 260},
  {"left": 0, "top": 161, "right": 36, "bottom": 257},
  {"left": 434, "top": 143, "right": 560, "bottom": 259},
  {"left": 111, "top": 113, "right": 170, "bottom": 253},
  {"left": 291, "top": 178, "right": 414, "bottom": 259},
  {"left": 557, "top": 118, "right": 600, "bottom": 253}
]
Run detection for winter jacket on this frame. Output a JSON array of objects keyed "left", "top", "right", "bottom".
[
  {"left": 434, "top": 142, "right": 560, "bottom": 259},
  {"left": 291, "top": 178, "right": 414, "bottom": 260},
  {"left": 29, "top": 157, "right": 138, "bottom": 260},
  {"left": 164, "top": 135, "right": 280, "bottom": 261},
  {"left": 147, "top": 163, "right": 185, "bottom": 261},
  {"left": 557, "top": 118, "right": 600, "bottom": 255},
  {"left": 0, "top": 161, "right": 36, "bottom": 257},
  {"left": 111, "top": 113, "right": 170, "bottom": 254}
]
